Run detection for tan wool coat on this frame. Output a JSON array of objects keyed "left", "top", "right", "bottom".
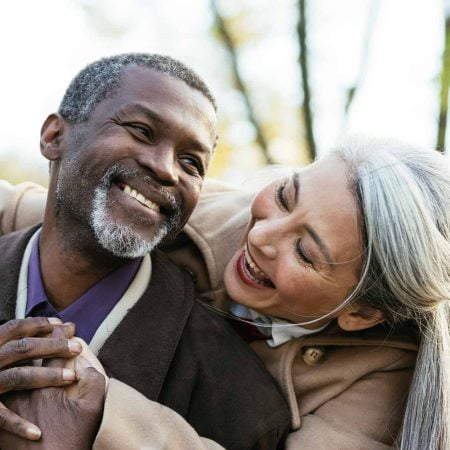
[{"left": 0, "top": 179, "right": 418, "bottom": 449}]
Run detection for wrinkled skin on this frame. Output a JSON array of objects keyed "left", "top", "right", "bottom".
[
  {"left": 0, "top": 363, "right": 105, "bottom": 449},
  {"left": 0, "top": 327, "right": 106, "bottom": 449},
  {"left": 0, "top": 317, "right": 82, "bottom": 440}
]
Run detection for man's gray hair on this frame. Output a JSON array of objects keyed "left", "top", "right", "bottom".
[{"left": 58, "top": 53, "right": 216, "bottom": 124}]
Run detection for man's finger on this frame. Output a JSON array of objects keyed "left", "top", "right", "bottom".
[
  {"left": 0, "top": 337, "right": 82, "bottom": 368},
  {"left": 0, "top": 366, "right": 76, "bottom": 394},
  {"left": 0, "top": 317, "right": 62, "bottom": 347},
  {"left": 0, "top": 401, "right": 41, "bottom": 441}
]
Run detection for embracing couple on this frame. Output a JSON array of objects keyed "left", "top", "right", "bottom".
[{"left": 0, "top": 53, "right": 448, "bottom": 450}]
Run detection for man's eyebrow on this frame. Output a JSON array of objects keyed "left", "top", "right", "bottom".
[
  {"left": 123, "top": 103, "right": 165, "bottom": 124},
  {"left": 184, "top": 138, "right": 211, "bottom": 156},
  {"left": 294, "top": 172, "right": 334, "bottom": 266}
]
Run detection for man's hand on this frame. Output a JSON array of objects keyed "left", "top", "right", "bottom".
[
  {"left": 0, "top": 355, "right": 106, "bottom": 450},
  {"left": 0, "top": 317, "right": 82, "bottom": 439}
]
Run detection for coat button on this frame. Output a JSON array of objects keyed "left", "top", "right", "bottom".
[{"left": 302, "top": 347, "right": 325, "bottom": 366}]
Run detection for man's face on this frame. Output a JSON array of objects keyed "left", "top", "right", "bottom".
[{"left": 55, "top": 66, "right": 217, "bottom": 257}]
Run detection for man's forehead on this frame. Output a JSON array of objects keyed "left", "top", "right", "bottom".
[
  {"left": 117, "top": 66, "right": 212, "bottom": 111},
  {"left": 93, "top": 66, "right": 216, "bottom": 132}
]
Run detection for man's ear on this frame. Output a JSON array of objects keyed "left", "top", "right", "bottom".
[
  {"left": 40, "top": 113, "right": 67, "bottom": 161},
  {"left": 336, "top": 304, "right": 385, "bottom": 331}
]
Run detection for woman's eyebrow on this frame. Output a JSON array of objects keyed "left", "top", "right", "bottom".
[{"left": 294, "top": 171, "right": 334, "bottom": 267}]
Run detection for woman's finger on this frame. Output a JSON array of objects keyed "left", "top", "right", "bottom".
[
  {"left": 0, "top": 337, "right": 82, "bottom": 369},
  {"left": 75, "top": 356, "right": 106, "bottom": 407},
  {"left": 37, "top": 322, "right": 76, "bottom": 339},
  {"left": 0, "top": 317, "right": 62, "bottom": 347},
  {"left": 0, "top": 401, "right": 41, "bottom": 440},
  {"left": 0, "top": 366, "right": 76, "bottom": 394},
  {"left": 43, "top": 326, "right": 78, "bottom": 369}
]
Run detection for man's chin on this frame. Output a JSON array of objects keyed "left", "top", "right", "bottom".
[{"left": 90, "top": 218, "right": 167, "bottom": 259}]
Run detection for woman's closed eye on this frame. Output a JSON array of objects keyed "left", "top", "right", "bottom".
[
  {"left": 276, "top": 181, "right": 289, "bottom": 210},
  {"left": 296, "top": 240, "right": 314, "bottom": 268}
]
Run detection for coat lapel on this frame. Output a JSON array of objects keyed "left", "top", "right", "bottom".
[
  {"left": 97, "top": 251, "right": 196, "bottom": 401},
  {"left": 0, "top": 226, "right": 38, "bottom": 323}
]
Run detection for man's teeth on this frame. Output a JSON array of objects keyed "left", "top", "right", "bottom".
[{"left": 121, "top": 184, "right": 159, "bottom": 212}]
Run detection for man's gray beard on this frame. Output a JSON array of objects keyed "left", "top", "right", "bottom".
[{"left": 89, "top": 166, "right": 181, "bottom": 258}]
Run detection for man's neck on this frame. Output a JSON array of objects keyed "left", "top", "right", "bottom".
[{"left": 39, "top": 223, "right": 124, "bottom": 311}]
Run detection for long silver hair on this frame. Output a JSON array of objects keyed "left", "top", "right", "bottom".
[{"left": 333, "top": 138, "right": 450, "bottom": 450}]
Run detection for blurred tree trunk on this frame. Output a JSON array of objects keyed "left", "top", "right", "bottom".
[
  {"left": 297, "top": 0, "right": 316, "bottom": 161},
  {"left": 343, "top": 0, "right": 380, "bottom": 121},
  {"left": 436, "top": 10, "right": 450, "bottom": 152},
  {"left": 210, "top": 0, "right": 274, "bottom": 164}
]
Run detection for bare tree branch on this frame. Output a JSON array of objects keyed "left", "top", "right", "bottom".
[
  {"left": 343, "top": 0, "right": 380, "bottom": 118},
  {"left": 436, "top": 14, "right": 450, "bottom": 152},
  {"left": 297, "top": 0, "right": 316, "bottom": 161},
  {"left": 210, "top": 0, "right": 274, "bottom": 164}
]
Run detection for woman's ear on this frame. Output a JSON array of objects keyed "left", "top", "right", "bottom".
[
  {"left": 40, "top": 113, "right": 67, "bottom": 161},
  {"left": 336, "top": 304, "right": 385, "bottom": 331}
]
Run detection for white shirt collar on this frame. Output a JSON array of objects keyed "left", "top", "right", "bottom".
[{"left": 230, "top": 302, "right": 329, "bottom": 347}]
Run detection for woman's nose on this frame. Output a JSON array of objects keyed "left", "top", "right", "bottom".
[{"left": 247, "top": 220, "right": 278, "bottom": 260}]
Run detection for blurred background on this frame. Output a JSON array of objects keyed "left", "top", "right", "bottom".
[{"left": 0, "top": 0, "right": 448, "bottom": 187}]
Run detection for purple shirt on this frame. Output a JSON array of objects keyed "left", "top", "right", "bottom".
[{"left": 26, "top": 235, "right": 142, "bottom": 343}]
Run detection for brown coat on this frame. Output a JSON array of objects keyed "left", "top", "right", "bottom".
[
  {"left": 0, "top": 179, "right": 418, "bottom": 449},
  {"left": 0, "top": 226, "right": 290, "bottom": 449}
]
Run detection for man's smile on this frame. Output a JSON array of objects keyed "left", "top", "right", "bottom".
[
  {"left": 109, "top": 171, "right": 177, "bottom": 220},
  {"left": 118, "top": 183, "right": 160, "bottom": 212}
]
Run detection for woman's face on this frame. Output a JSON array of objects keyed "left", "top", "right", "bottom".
[{"left": 224, "top": 155, "right": 364, "bottom": 328}]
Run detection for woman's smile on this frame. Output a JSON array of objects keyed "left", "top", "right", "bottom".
[{"left": 236, "top": 246, "right": 275, "bottom": 289}]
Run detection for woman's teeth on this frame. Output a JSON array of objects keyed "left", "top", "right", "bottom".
[
  {"left": 121, "top": 184, "right": 159, "bottom": 212},
  {"left": 244, "top": 248, "right": 273, "bottom": 287}
]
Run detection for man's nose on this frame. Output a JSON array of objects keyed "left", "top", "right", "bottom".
[
  {"left": 247, "top": 220, "right": 279, "bottom": 260},
  {"left": 138, "top": 145, "right": 179, "bottom": 186}
]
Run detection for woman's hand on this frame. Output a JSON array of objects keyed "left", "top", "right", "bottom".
[
  {"left": 62, "top": 336, "right": 108, "bottom": 399},
  {"left": 0, "top": 317, "right": 82, "bottom": 440}
]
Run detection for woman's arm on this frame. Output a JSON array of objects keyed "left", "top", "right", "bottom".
[
  {"left": 94, "top": 379, "right": 225, "bottom": 450},
  {"left": 0, "top": 180, "right": 46, "bottom": 235},
  {"left": 73, "top": 340, "right": 224, "bottom": 449}
]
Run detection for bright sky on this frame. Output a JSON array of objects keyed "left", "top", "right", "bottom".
[{"left": 0, "top": 0, "right": 446, "bottom": 182}]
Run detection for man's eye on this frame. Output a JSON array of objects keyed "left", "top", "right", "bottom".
[
  {"left": 129, "top": 124, "right": 154, "bottom": 141},
  {"left": 179, "top": 155, "right": 204, "bottom": 176}
]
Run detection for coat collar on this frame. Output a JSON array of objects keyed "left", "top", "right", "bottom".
[
  {"left": 97, "top": 251, "right": 196, "bottom": 401},
  {"left": 0, "top": 225, "right": 40, "bottom": 323}
]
